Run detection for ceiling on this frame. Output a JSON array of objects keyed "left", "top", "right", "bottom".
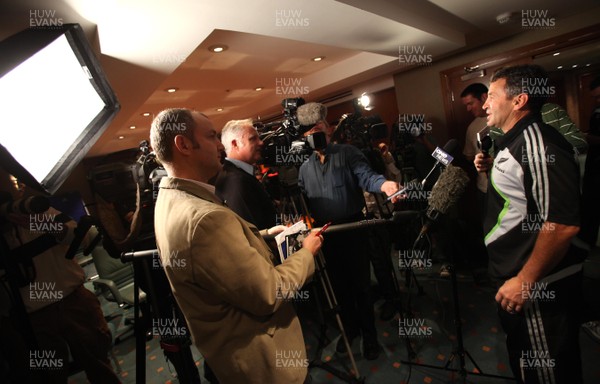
[{"left": 1, "top": 0, "right": 599, "bottom": 158}]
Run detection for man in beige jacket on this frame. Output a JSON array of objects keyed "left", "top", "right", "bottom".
[{"left": 150, "top": 108, "right": 323, "bottom": 384}]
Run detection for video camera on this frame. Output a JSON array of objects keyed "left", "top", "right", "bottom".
[
  {"left": 88, "top": 140, "right": 166, "bottom": 249},
  {"left": 255, "top": 97, "right": 326, "bottom": 167},
  {"left": 334, "top": 113, "right": 388, "bottom": 150}
]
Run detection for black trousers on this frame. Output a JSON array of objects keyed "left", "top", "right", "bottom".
[
  {"left": 496, "top": 271, "right": 583, "bottom": 384},
  {"left": 320, "top": 223, "right": 377, "bottom": 341}
]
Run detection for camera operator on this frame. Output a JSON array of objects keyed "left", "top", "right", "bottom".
[
  {"left": 297, "top": 102, "right": 401, "bottom": 360},
  {"left": 215, "top": 119, "right": 279, "bottom": 231},
  {"left": 0, "top": 171, "right": 120, "bottom": 384}
]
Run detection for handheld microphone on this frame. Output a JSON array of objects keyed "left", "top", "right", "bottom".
[
  {"left": 477, "top": 126, "right": 493, "bottom": 157},
  {"left": 417, "top": 164, "right": 469, "bottom": 239},
  {"left": 260, "top": 211, "right": 420, "bottom": 240},
  {"left": 320, "top": 210, "right": 420, "bottom": 234}
]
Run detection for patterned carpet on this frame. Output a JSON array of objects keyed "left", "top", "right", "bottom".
[{"left": 68, "top": 260, "right": 600, "bottom": 384}]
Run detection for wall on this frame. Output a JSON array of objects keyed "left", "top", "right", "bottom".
[{"left": 393, "top": 8, "right": 600, "bottom": 145}]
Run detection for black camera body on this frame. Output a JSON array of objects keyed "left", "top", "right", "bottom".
[{"left": 257, "top": 98, "right": 319, "bottom": 167}]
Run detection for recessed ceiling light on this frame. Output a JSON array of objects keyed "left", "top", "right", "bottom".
[
  {"left": 557, "top": 65, "right": 563, "bottom": 69},
  {"left": 209, "top": 45, "right": 228, "bottom": 53},
  {"left": 129, "top": 125, "right": 136, "bottom": 130},
  {"left": 572, "top": 64, "right": 578, "bottom": 68},
  {"left": 118, "top": 135, "right": 125, "bottom": 140},
  {"left": 142, "top": 112, "right": 151, "bottom": 117},
  {"left": 255, "top": 87, "right": 263, "bottom": 91},
  {"left": 312, "top": 56, "right": 325, "bottom": 62},
  {"left": 216, "top": 108, "right": 223, "bottom": 112},
  {"left": 553, "top": 52, "right": 560, "bottom": 56},
  {"left": 166, "top": 87, "right": 178, "bottom": 93},
  {"left": 586, "top": 63, "right": 591, "bottom": 67}
]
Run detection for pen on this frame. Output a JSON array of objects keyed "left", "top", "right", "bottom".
[{"left": 316, "top": 222, "right": 331, "bottom": 236}]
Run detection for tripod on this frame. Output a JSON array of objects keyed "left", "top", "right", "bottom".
[
  {"left": 276, "top": 180, "right": 364, "bottom": 383},
  {"left": 308, "top": 249, "right": 365, "bottom": 383},
  {"left": 121, "top": 247, "right": 201, "bottom": 384}
]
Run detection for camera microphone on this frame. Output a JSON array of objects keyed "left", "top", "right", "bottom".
[{"left": 297, "top": 102, "right": 327, "bottom": 126}]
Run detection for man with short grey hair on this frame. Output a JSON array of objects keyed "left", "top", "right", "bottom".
[{"left": 215, "top": 118, "right": 277, "bottom": 230}]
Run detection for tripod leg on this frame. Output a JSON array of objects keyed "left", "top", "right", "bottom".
[
  {"left": 314, "top": 251, "right": 362, "bottom": 380},
  {"left": 307, "top": 279, "right": 330, "bottom": 358},
  {"left": 161, "top": 339, "right": 201, "bottom": 383},
  {"left": 386, "top": 249, "right": 417, "bottom": 360},
  {"left": 464, "top": 349, "right": 484, "bottom": 374}
]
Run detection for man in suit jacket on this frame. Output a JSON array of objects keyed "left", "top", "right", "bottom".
[
  {"left": 149, "top": 108, "right": 323, "bottom": 384},
  {"left": 215, "top": 119, "right": 277, "bottom": 230}
]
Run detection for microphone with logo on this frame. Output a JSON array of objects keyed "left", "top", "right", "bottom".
[{"left": 387, "top": 139, "right": 459, "bottom": 202}]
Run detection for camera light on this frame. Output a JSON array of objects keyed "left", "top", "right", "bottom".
[{"left": 357, "top": 93, "right": 374, "bottom": 111}]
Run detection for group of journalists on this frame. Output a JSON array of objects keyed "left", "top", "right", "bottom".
[{"left": 1, "top": 64, "right": 599, "bottom": 383}]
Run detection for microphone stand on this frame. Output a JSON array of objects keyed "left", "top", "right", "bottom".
[
  {"left": 401, "top": 220, "right": 514, "bottom": 383},
  {"left": 297, "top": 209, "right": 421, "bottom": 382}
]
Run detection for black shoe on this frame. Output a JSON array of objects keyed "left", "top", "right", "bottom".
[
  {"left": 380, "top": 300, "right": 397, "bottom": 321},
  {"left": 336, "top": 334, "right": 356, "bottom": 354},
  {"left": 362, "top": 338, "right": 381, "bottom": 360}
]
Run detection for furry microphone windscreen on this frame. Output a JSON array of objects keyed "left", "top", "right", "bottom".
[
  {"left": 428, "top": 164, "right": 469, "bottom": 214},
  {"left": 296, "top": 102, "right": 327, "bottom": 126}
]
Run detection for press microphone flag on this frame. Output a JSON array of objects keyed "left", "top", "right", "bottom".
[
  {"left": 387, "top": 139, "right": 458, "bottom": 201},
  {"left": 421, "top": 139, "right": 458, "bottom": 187}
]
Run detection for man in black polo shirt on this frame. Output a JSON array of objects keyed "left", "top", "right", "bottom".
[{"left": 474, "top": 65, "right": 586, "bottom": 383}]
